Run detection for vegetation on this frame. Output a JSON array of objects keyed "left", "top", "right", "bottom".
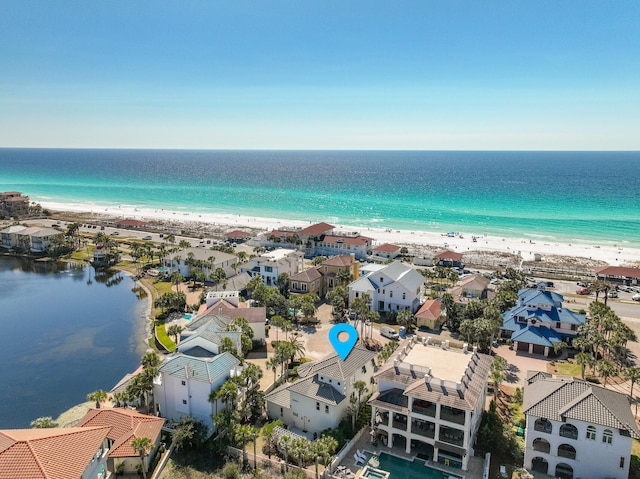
[{"left": 30, "top": 416, "right": 57, "bottom": 428}]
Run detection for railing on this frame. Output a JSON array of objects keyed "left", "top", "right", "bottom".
[
  {"left": 392, "top": 419, "right": 407, "bottom": 431},
  {"left": 559, "top": 429, "right": 578, "bottom": 440},
  {"left": 412, "top": 404, "right": 436, "bottom": 417},
  {"left": 532, "top": 441, "right": 550, "bottom": 453},
  {"left": 557, "top": 448, "right": 576, "bottom": 460},
  {"left": 411, "top": 423, "right": 435, "bottom": 439},
  {"left": 439, "top": 409, "right": 465, "bottom": 425}
]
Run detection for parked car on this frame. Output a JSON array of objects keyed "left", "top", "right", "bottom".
[
  {"left": 633, "top": 293, "right": 640, "bottom": 301},
  {"left": 576, "top": 288, "right": 590, "bottom": 295},
  {"left": 545, "top": 281, "right": 554, "bottom": 287},
  {"left": 111, "top": 231, "right": 120, "bottom": 235},
  {"left": 142, "top": 235, "right": 153, "bottom": 240},
  {"left": 607, "top": 291, "right": 618, "bottom": 298},
  {"left": 576, "top": 282, "right": 588, "bottom": 287},
  {"left": 380, "top": 326, "right": 400, "bottom": 340}
]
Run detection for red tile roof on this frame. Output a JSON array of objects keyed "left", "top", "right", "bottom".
[
  {"left": 322, "top": 254, "right": 355, "bottom": 267},
  {"left": 0, "top": 426, "right": 110, "bottom": 479},
  {"left": 298, "top": 222, "right": 335, "bottom": 236},
  {"left": 320, "top": 235, "right": 372, "bottom": 246},
  {"left": 199, "top": 301, "right": 267, "bottom": 323},
  {"left": 289, "top": 267, "right": 323, "bottom": 282},
  {"left": 372, "top": 243, "right": 401, "bottom": 253},
  {"left": 415, "top": 300, "right": 443, "bottom": 320},
  {"left": 117, "top": 219, "right": 147, "bottom": 227},
  {"left": 77, "top": 408, "right": 163, "bottom": 458},
  {"left": 595, "top": 266, "right": 640, "bottom": 279},
  {"left": 225, "top": 230, "right": 251, "bottom": 238},
  {"left": 434, "top": 249, "right": 463, "bottom": 261}
]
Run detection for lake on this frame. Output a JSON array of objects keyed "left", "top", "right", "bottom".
[{"left": 0, "top": 257, "right": 148, "bottom": 428}]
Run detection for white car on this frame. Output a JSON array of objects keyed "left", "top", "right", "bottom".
[
  {"left": 142, "top": 235, "right": 153, "bottom": 240},
  {"left": 633, "top": 293, "right": 640, "bottom": 301}
]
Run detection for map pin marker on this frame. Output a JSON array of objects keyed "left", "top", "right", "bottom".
[{"left": 329, "top": 323, "right": 359, "bottom": 361}]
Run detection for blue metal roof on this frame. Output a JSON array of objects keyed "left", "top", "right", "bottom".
[{"left": 511, "top": 326, "right": 562, "bottom": 347}]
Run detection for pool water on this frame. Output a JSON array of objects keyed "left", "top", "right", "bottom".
[
  {"left": 183, "top": 314, "right": 193, "bottom": 320},
  {"left": 376, "top": 453, "right": 463, "bottom": 479}
]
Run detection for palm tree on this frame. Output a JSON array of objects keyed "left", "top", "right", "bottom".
[
  {"left": 396, "top": 309, "right": 414, "bottom": 333},
  {"left": 266, "top": 356, "right": 280, "bottom": 384},
  {"left": 87, "top": 389, "right": 108, "bottom": 408},
  {"left": 131, "top": 436, "right": 153, "bottom": 479},
  {"left": 167, "top": 323, "right": 183, "bottom": 345},
  {"left": 30, "top": 416, "right": 57, "bottom": 428},
  {"left": 261, "top": 419, "right": 283, "bottom": 459},
  {"left": 489, "top": 356, "right": 508, "bottom": 399},
  {"left": 624, "top": 367, "right": 640, "bottom": 402},
  {"left": 575, "top": 352, "right": 592, "bottom": 379},
  {"left": 596, "top": 359, "right": 617, "bottom": 387}
]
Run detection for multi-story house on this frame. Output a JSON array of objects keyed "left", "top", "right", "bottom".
[
  {"left": 523, "top": 371, "right": 639, "bottom": 479},
  {"left": 500, "top": 286, "right": 586, "bottom": 356},
  {"left": 288, "top": 254, "right": 358, "bottom": 298},
  {"left": 371, "top": 243, "right": 402, "bottom": 260},
  {"left": 162, "top": 247, "right": 238, "bottom": 280},
  {"left": 240, "top": 248, "right": 304, "bottom": 287},
  {"left": 348, "top": 261, "right": 424, "bottom": 313},
  {"left": 0, "top": 191, "right": 30, "bottom": 218},
  {"left": 369, "top": 338, "right": 491, "bottom": 471},
  {"left": 314, "top": 233, "right": 373, "bottom": 260},
  {"left": 289, "top": 266, "right": 324, "bottom": 296},
  {"left": 0, "top": 426, "right": 111, "bottom": 479},
  {"left": 266, "top": 345, "right": 377, "bottom": 436}
]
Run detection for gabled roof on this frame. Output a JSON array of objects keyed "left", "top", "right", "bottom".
[
  {"left": 415, "top": 300, "right": 443, "bottom": 321},
  {"left": 0, "top": 426, "right": 111, "bottom": 479},
  {"left": 377, "top": 261, "right": 425, "bottom": 291},
  {"left": 518, "top": 288, "right": 564, "bottom": 305},
  {"left": 77, "top": 408, "right": 164, "bottom": 458},
  {"left": 297, "top": 345, "right": 377, "bottom": 381},
  {"left": 195, "top": 302, "right": 267, "bottom": 325},
  {"left": 179, "top": 321, "right": 241, "bottom": 351},
  {"left": 433, "top": 249, "right": 463, "bottom": 261},
  {"left": 289, "top": 267, "right": 322, "bottom": 282},
  {"left": 299, "top": 222, "right": 335, "bottom": 236},
  {"left": 117, "top": 219, "right": 147, "bottom": 227},
  {"left": 458, "top": 274, "right": 490, "bottom": 291},
  {"left": 158, "top": 351, "right": 240, "bottom": 384},
  {"left": 596, "top": 265, "right": 640, "bottom": 279},
  {"left": 511, "top": 325, "right": 563, "bottom": 347},
  {"left": 225, "top": 230, "right": 252, "bottom": 238},
  {"left": 524, "top": 373, "right": 640, "bottom": 438},
  {"left": 373, "top": 243, "right": 401, "bottom": 253}
]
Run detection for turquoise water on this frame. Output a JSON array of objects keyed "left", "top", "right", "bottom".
[
  {"left": 376, "top": 453, "right": 462, "bottom": 479},
  {"left": 1, "top": 149, "right": 639, "bottom": 247}
]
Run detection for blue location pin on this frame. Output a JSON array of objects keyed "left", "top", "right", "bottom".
[{"left": 329, "top": 324, "right": 359, "bottom": 361}]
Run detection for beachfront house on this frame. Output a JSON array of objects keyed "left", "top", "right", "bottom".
[
  {"left": 415, "top": 299, "right": 446, "bottom": 330},
  {"left": 433, "top": 250, "right": 464, "bottom": 268},
  {"left": 523, "top": 371, "right": 639, "bottom": 479},
  {"left": 0, "top": 225, "right": 27, "bottom": 249},
  {"left": 348, "top": 261, "right": 424, "bottom": 313},
  {"left": 369, "top": 338, "right": 491, "bottom": 471},
  {"left": 0, "top": 225, "right": 63, "bottom": 253},
  {"left": 313, "top": 233, "right": 373, "bottom": 260},
  {"left": 240, "top": 248, "right": 304, "bottom": 287},
  {"left": 371, "top": 243, "right": 402, "bottom": 260},
  {"left": 0, "top": 426, "right": 111, "bottom": 479},
  {"left": 500, "top": 285, "right": 586, "bottom": 356},
  {"left": 0, "top": 191, "right": 30, "bottom": 219},
  {"left": 449, "top": 274, "right": 491, "bottom": 302},
  {"left": 595, "top": 265, "right": 640, "bottom": 286},
  {"left": 77, "top": 408, "right": 165, "bottom": 476},
  {"left": 224, "top": 229, "right": 253, "bottom": 243},
  {"left": 265, "top": 345, "right": 377, "bottom": 436}
]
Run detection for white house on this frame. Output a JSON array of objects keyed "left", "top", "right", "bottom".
[
  {"left": 348, "top": 261, "right": 424, "bottom": 313},
  {"left": 154, "top": 351, "right": 241, "bottom": 435},
  {"left": 523, "top": 371, "right": 640, "bottom": 479},
  {"left": 0, "top": 225, "right": 62, "bottom": 252},
  {"left": 314, "top": 233, "right": 372, "bottom": 260},
  {"left": 266, "top": 345, "right": 377, "bottom": 436},
  {"left": 240, "top": 248, "right": 304, "bottom": 287},
  {"left": 162, "top": 247, "right": 238, "bottom": 279},
  {"left": 369, "top": 338, "right": 492, "bottom": 471}
]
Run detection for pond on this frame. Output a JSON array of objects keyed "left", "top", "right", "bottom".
[{"left": 0, "top": 257, "right": 148, "bottom": 427}]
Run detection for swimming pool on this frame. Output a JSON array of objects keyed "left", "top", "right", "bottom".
[
  {"left": 361, "top": 466, "right": 390, "bottom": 479},
  {"left": 375, "top": 452, "right": 463, "bottom": 479},
  {"left": 183, "top": 314, "right": 193, "bottom": 320}
]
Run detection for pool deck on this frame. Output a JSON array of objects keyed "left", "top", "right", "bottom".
[{"left": 335, "top": 430, "right": 485, "bottom": 479}]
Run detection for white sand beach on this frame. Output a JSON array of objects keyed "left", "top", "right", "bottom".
[{"left": 41, "top": 201, "right": 640, "bottom": 268}]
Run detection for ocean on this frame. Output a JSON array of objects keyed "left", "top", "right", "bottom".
[{"left": 1, "top": 149, "right": 639, "bottom": 247}]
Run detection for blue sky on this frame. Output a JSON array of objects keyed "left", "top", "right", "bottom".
[{"left": 1, "top": 1, "right": 638, "bottom": 150}]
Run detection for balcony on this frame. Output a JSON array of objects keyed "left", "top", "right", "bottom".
[
  {"left": 534, "top": 419, "right": 552, "bottom": 434},
  {"left": 559, "top": 424, "right": 578, "bottom": 440},
  {"left": 439, "top": 426, "right": 464, "bottom": 447},
  {"left": 532, "top": 438, "right": 551, "bottom": 453},
  {"left": 440, "top": 406, "right": 465, "bottom": 425},
  {"left": 412, "top": 400, "right": 436, "bottom": 418},
  {"left": 392, "top": 414, "right": 408, "bottom": 431},
  {"left": 557, "top": 444, "right": 576, "bottom": 460},
  {"left": 411, "top": 420, "right": 435, "bottom": 439}
]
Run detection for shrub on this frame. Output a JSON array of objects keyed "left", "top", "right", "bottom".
[{"left": 221, "top": 462, "right": 241, "bottom": 479}]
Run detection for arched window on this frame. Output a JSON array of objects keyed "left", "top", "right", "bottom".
[
  {"left": 532, "top": 438, "right": 550, "bottom": 453},
  {"left": 559, "top": 423, "right": 578, "bottom": 439},
  {"left": 534, "top": 418, "right": 552, "bottom": 434},
  {"left": 555, "top": 463, "right": 574, "bottom": 479},
  {"left": 586, "top": 425, "right": 596, "bottom": 440},
  {"left": 603, "top": 429, "right": 613, "bottom": 444},
  {"left": 557, "top": 444, "right": 576, "bottom": 460}
]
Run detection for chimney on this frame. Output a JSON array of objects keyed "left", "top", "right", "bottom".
[
  {"left": 394, "top": 359, "right": 399, "bottom": 368},
  {"left": 424, "top": 374, "right": 431, "bottom": 385},
  {"left": 409, "top": 363, "right": 414, "bottom": 371},
  {"left": 463, "top": 343, "right": 468, "bottom": 353}
]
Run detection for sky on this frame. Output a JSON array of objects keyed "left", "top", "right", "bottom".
[{"left": 1, "top": 1, "right": 639, "bottom": 150}]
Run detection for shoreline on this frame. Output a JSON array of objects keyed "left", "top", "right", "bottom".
[{"left": 42, "top": 200, "right": 640, "bottom": 268}]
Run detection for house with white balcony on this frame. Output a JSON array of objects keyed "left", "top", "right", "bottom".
[
  {"left": 500, "top": 286, "right": 586, "bottom": 356},
  {"left": 369, "top": 338, "right": 492, "bottom": 471},
  {"left": 240, "top": 248, "right": 304, "bottom": 287},
  {"left": 265, "top": 345, "right": 377, "bottom": 436},
  {"left": 162, "top": 247, "right": 238, "bottom": 279},
  {"left": 348, "top": 261, "right": 424, "bottom": 313},
  {"left": 523, "top": 371, "right": 639, "bottom": 479}
]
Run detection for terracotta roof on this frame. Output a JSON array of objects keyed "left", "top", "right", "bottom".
[
  {"left": 225, "top": 230, "right": 251, "bottom": 238},
  {"left": 117, "top": 219, "right": 147, "bottom": 227},
  {"left": 524, "top": 373, "right": 640, "bottom": 438},
  {"left": 198, "top": 302, "right": 266, "bottom": 324},
  {"left": 321, "top": 254, "right": 354, "bottom": 267},
  {"left": 415, "top": 300, "right": 442, "bottom": 321},
  {"left": 298, "top": 222, "right": 335, "bottom": 236},
  {"left": 77, "top": 408, "right": 164, "bottom": 458},
  {"left": 0, "top": 426, "right": 110, "bottom": 479},
  {"left": 434, "top": 249, "right": 463, "bottom": 261},
  {"left": 595, "top": 266, "right": 640, "bottom": 279},
  {"left": 458, "top": 274, "right": 490, "bottom": 290},
  {"left": 372, "top": 243, "right": 401, "bottom": 253},
  {"left": 320, "top": 235, "right": 372, "bottom": 246}
]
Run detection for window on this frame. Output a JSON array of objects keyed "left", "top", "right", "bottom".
[
  {"left": 402, "top": 292, "right": 406, "bottom": 300},
  {"left": 603, "top": 429, "right": 613, "bottom": 444},
  {"left": 620, "top": 457, "right": 625, "bottom": 468},
  {"left": 280, "top": 408, "right": 284, "bottom": 417},
  {"left": 181, "top": 380, "right": 186, "bottom": 386},
  {"left": 556, "top": 322, "right": 561, "bottom": 328},
  {"left": 325, "top": 405, "right": 329, "bottom": 413},
  {"left": 389, "top": 291, "right": 393, "bottom": 298},
  {"left": 586, "top": 425, "right": 596, "bottom": 440},
  {"left": 362, "top": 366, "right": 367, "bottom": 374},
  {"left": 265, "top": 266, "right": 273, "bottom": 272},
  {"left": 316, "top": 402, "right": 320, "bottom": 411},
  {"left": 182, "top": 399, "right": 187, "bottom": 405}
]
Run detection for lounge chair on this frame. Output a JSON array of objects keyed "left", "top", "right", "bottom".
[
  {"left": 353, "top": 453, "right": 365, "bottom": 466},
  {"left": 356, "top": 449, "right": 367, "bottom": 462},
  {"left": 345, "top": 471, "right": 355, "bottom": 479}
]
